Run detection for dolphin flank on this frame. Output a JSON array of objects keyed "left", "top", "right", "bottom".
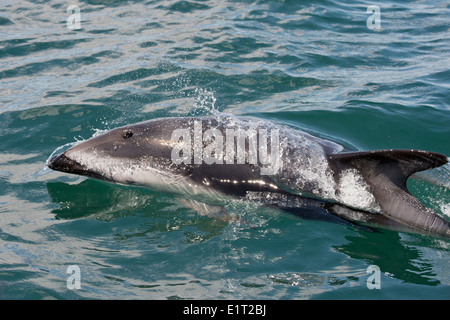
[{"left": 47, "top": 116, "right": 450, "bottom": 238}]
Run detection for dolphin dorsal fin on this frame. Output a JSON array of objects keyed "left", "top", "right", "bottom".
[
  {"left": 328, "top": 149, "right": 450, "bottom": 237},
  {"left": 328, "top": 149, "right": 448, "bottom": 192}
]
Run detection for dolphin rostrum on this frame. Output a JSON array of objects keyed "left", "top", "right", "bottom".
[{"left": 47, "top": 116, "right": 450, "bottom": 238}]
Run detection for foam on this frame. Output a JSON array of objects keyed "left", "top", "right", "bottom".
[
  {"left": 46, "top": 141, "right": 80, "bottom": 165},
  {"left": 337, "top": 168, "right": 380, "bottom": 213},
  {"left": 440, "top": 203, "right": 450, "bottom": 218}
]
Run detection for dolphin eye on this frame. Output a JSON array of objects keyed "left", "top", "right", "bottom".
[{"left": 122, "top": 130, "right": 133, "bottom": 139}]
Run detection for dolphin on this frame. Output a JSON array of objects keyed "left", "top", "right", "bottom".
[{"left": 47, "top": 116, "right": 450, "bottom": 238}]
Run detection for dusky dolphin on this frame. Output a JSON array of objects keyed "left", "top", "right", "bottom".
[{"left": 47, "top": 116, "right": 450, "bottom": 238}]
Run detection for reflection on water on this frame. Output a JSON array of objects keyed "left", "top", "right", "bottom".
[{"left": 46, "top": 179, "right": 450, "bottom": 291}]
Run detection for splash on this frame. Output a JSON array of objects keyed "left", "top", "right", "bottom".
[
  {"left": 46, "top": 141, "right": 79, "bottom": 166},
  {"left": 91, "top": 128, "right": 109, "bottom": 138},
  {"left": 190, "top": 88, "right": 219, "bottom": 117},
  {"left": 337, "top": 169, "right": 381, "bottom": 213},
  {"left": 410, "top": 164, "right": 450, "bottom": 218},
  {"left": 441, "top": 203, "right": 450, "bottom": 218}
]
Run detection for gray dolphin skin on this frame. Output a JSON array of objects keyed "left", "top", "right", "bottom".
[{"left": 47, "top": 116, "right": 450, "bottom": 238}]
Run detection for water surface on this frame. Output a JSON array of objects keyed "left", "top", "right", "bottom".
[{"left": 0, "top": 0, "right": 449, "bottom": 299}]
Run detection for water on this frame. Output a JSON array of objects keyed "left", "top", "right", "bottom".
[{"left": 0, "top": 0, "right": 449, "bottom": 300}]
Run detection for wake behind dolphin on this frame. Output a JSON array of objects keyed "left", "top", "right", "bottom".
[{"left": 47, "top": 115, "right": 450, "bottom": 238}]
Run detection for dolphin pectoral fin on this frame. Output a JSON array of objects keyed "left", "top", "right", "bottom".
[
  {"left": 176, "top": 198, "right": 238, "bottom": 222},
  {"left": 329, "top": 149, "right": 450, "bottom": 237}
]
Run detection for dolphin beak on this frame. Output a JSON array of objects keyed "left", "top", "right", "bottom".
[
  {"left": 47, "top": 152, "right": 107, "bottom": 181},
  {"left": 48, "top": 153, "right": 82, "bottom": 173}
]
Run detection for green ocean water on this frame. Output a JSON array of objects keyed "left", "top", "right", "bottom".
[{"left": 0, "top": 0, "right": 449, "bottom": 300}]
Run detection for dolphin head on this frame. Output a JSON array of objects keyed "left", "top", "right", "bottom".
[
  {"left": 47, "top": 116, "right": 284, "bottom": 198},
  {"left": 47, "top": 118, "right": 192, "bottom": 189}
]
